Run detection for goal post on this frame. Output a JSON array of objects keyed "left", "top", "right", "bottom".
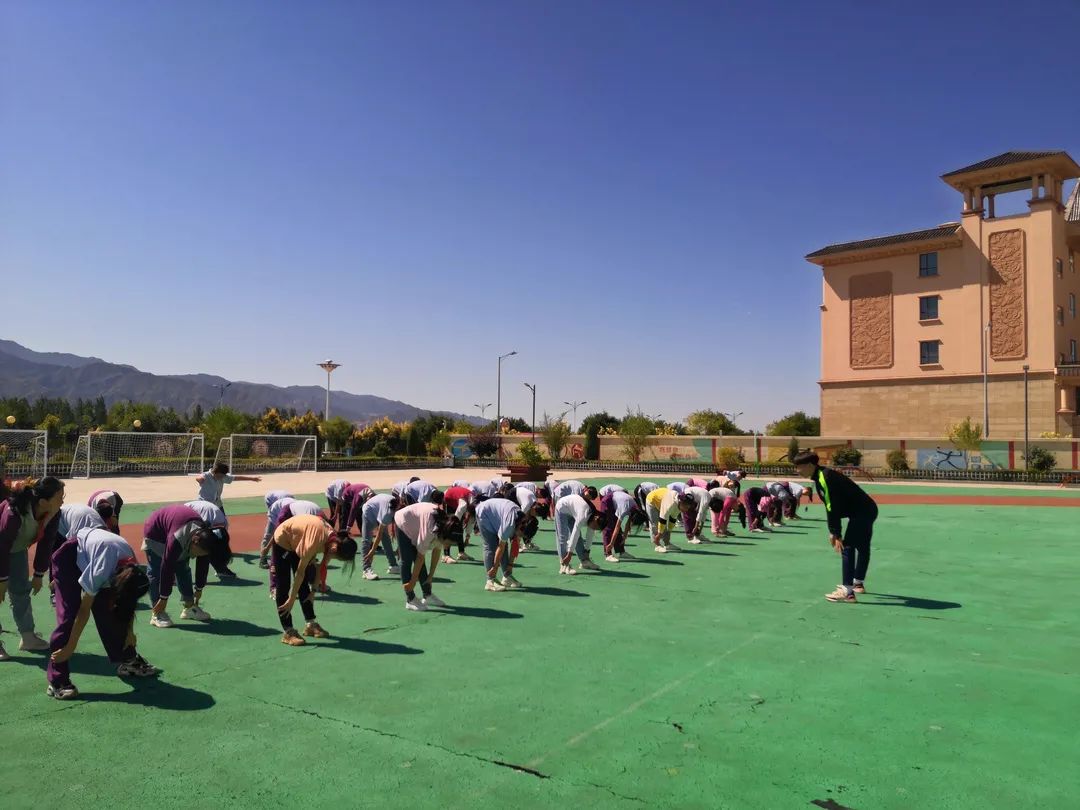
[
  {"left": 0, "top": 429, "right": 48, "bottom": 480},
  {"left": 69, "top": 432, "right": 204, "bottom": 478},
  {"left": 215, "top": 434, "right": 318, "bottom": 473}
]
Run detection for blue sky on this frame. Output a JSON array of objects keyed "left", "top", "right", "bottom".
[{"left": 2, "top": 1, "right": 1077, "bottom": 430}]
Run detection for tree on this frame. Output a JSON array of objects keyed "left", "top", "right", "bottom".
[
  {"left": 947, "top": 417, "right": 982, "bottom": 468},
  {"left": 502, "top": 416, "right": 531, "bottom": 434},
  {"left": 539, "top": 412, "right": 571, "bottom": 461},
  {"left": 786, "top": 436, "right": 801, "bottom": 463},
  {"left": 35, "top": 414, "right": 62, "bottom": 447},
  {"left": 584, "top": 421, "right": 600, "bottom": 461},
  {"left": 428, "top": 429, "right": 453, "bottom": 457},
  {"left": 619, "top": 409, "right": 654, "bottom": 462},
  {"left": 686, "top": 409, "right": 748, "bottom": 436},
  {"left": 190, "top": 403, "right": 205, "bottom": 426},
  {"left": 200, "top": 406, "right": 256, "bottom": 449},
  {"left": 766, "top": 411, "right": 820, "bottom": 437},
  {"left": 467, "top": 425, "right": 499, "bottom": 459},
  {"left": 255, "top": 407, "right": 284, "bottom": 435},
  {"left": 321, "top": 416, "right": 355, "bottom": 452},
  {"left": 579, "top": 411, "right": 620, "bottom": 435},
  {"left": 405, "top": 424, "right": 426, "bottom": 456}
]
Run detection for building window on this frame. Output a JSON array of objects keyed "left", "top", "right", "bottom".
[
  {"left": 919, "top": 252, "right": 938, "bottom": 277},
  {"left": 919, "top": 340, "right": 940, "bottom": 365},
  {"left": 1072, "top": 340, "right": 1078, "bottom": 364},
  {"left": 1071, "top": 293, "right": 1077, "bottom": 319},
  {"left": 1056, "top": 258, "right": 1064, "bottom": 278},
  {"left": 919, "top": 295, "right": 939, "bottom": 320},
  {"left": 1057, "top": 306, "right": 1065, "bottom": 326}
]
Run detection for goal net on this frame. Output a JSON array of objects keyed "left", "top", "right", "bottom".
[
  {"left": 70, "top": 432, "right": 205, "bottom": 479},
  {"left": 215, "top": 434, "right": 317, "bottom": 473},
  {"left": 0, "top": 430, "right": 48, "bottom": 480}
]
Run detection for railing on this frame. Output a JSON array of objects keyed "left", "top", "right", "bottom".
[{"left": 1056, "top": 364, "right": 1080, "bottom": 377}]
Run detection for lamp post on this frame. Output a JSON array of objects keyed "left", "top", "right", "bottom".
[
  {"left": 317, "top": 360, "right": 341, "bottom": 421},
  {"left": 563, "top": 400, "right": 587, "bottom": 432},
  {"left": 496, "top": 351, "right": 517, "bottom": 452},
  {"left": 213, "top": 382, "right": 232, "bottom": 407},
  {"left": 1023, "top": 364, "right": 1030, "bottom": 470},
  {"left": 523, "top": 383, "right": 537, "bottom": 440},
  {"left": 722, "top": 411, "right": 744, "bottom": 436},
  {"left": 983, "top": 322, "right": 992, "bottom": 438},
  {"left": 474, "top": 402, "right": 493, "bottom": 420}
]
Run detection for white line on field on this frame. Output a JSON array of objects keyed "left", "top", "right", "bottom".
[{"left": 525, "top": 599, "right": 820, "bottom": 770}]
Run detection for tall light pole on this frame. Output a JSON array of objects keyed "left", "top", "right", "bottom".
[
  {"left": 1023, "top": 364, "right": 1030, "bottom": 470},
  {"left": 318, "top": 360, "right": 341, "bottom": 421},
  {"left": 213, "top": 382, "right": 232, "bottom": 407},
  {"left": 496, "top": 351, "right": 517, "bottom": 450},
  {"left": 474, "top": 402, "right": 493, "bottom": 420},
  {"left": 983, "top": 322, "right": 992, "bottom": 438},
  {"left": 722, "top": 411, "right": 744, "bottom": 436},
  {"left": 563, "top": 400, "right": 587, "bottom": 432},
  {"left": 523, "top": 383, "right": 537, "bottom": 440}
]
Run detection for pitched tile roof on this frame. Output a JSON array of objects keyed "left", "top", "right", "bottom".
[
  {"left": 1067, "top": 181, "right": 1080, "bottom": 222},
  {"left": 806, "top": 223, "right": 961, "bottom": 260},
  {"left": 941, "top": 151, "right": 1066, "bottom": 178}
]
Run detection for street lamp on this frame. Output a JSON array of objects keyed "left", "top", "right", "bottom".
[
  {"left": 523, "top": 383, "right": 537, "bottom": 440},
  {"left": 496, "top": 351, "right": 517, "bottom": 447},
  {"left": 213, "top": 382, "right": 232, "bottom": 407},
  {"left": 474, "top": 402, "right": 493, "bottom": 420},
  {"left": 983, "top": 322, "right": 992, "bottom": 438},
  {"left": 1023, "top": 364, "right": 1030, "bottom": 470},
  {"left": 317, "top": 360, "right": 341, "bottom": 421},
  {"left": 563, "top": 400, "right": 587, "bottom": 432}
]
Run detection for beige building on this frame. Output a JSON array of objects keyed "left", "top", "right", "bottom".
[{"left": 807, "top": 151, "right": 1080, "bottom": 438}]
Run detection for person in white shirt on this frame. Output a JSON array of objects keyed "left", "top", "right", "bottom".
[
  {"left": 679, "top": 487, "right": 712, "bottom": 543},
  {"left": 393, "top": 503, "right": 459, "bottom": 612},
  {"left": 553, "top": 494, "right": 605, "bottom": 575},
  {"left": 475, "top": 498, "right": 535, "bottom": 591},
  {"left": 600, "top": 489, "right": 647, "bottom": 562},
  {"left": 193, "top": 463, "right": 260, "bottom": 578},
  {"left": 707, "top": 484, "right": 739, "bottom": 538}
]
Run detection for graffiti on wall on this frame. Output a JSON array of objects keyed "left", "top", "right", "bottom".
[{"left": 916, "top": 443, "right": 1006, "bottom": 470}]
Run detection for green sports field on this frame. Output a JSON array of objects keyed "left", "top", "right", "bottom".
[{"left": 2, "top": 478, "right": 1076, "bottom": 809}]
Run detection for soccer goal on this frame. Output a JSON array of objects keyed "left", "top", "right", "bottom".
[
  {"left": 0, "top": 430, "right": 48, "bottom": 480},
  {"left": 69, "top": 432, "right": 205, "bottom": 479},
  {"left": 215, "top": 434, "right": 318, "bottom": 473}
]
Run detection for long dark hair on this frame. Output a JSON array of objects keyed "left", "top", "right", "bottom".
[
  {"left": 6, "top": 476, "right": 63, "bottom": 516},
  {"left": 112, "top": 565, "right": 150, "bottom": 624}
]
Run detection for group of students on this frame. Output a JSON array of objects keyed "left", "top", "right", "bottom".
[{"left": 0, "top": 452, "right": 879, "bottom": 700}]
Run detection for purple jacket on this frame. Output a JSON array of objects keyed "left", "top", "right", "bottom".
[
  {"left": 143, "top": 505, "right": 205, "bottom": 599},
  {"left": 339, "top": 483, "right": 372, "bottom": 531},
  {"left": 0, "top": 500, "right": 62, "bottom": 581}
]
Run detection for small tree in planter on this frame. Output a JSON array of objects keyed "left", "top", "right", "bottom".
[
  {"left": 509, "top": 440, "right": 549, "bottom": 482},
  {"left": 619, "top": 409, "right": 654, "bottom": 463},
  {"left": 539, "top": 413, "right": 572, "bottom": 462},
  {"left": 1025, "top": 446, "right": 1056, "bottom": 473},
  {"left": 886, "top": 449, "right": 910, "bottom": 471}
]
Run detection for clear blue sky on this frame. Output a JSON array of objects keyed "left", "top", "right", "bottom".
[{"left": 2, "top": 1, "right": 1077, "bottom": 430}]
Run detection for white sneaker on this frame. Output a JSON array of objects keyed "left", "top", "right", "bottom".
[
  {"left": 485, "top": 579, "right": 506, "bottom": 592},
  {"left": 405, "top": 598, "right": 428, "bottom": 611},
  {"left": 501, "top": 575, "right": 523, "bottom": 590},
  {"left": 150, "top": 612, "right": 174, "bottom": 628},
  {"left": 654, "top": 544, "right": 668, "bottom": 554},
  {"left": 19, "top": 632, "right": 49, "bottom": 652},
  {"left": 423, "top": 593, "right": 448, "bottom": 607},
  {"left": 604, "top": 554, "right": 620, "bottom": 563},
  {"left": 687, "top": 537, "right": 702, "bottom": 545},
  {"left": 387, "top": 565, "right": 401, "bottom": 575},
  {"left": 580, "top": 559, "right": 601, "bottom": 571},
  {"left": 362, "top": 569, "right": 379, "bottom": 581},
  {"left": 180, "top": 605, "right": 212, "bottom": 621},
  {"left": 442, "top": 555, "right": 456, "bottom": 564},
  {"left": 559, "top": 564, "right": 577, "bottom": 576}
]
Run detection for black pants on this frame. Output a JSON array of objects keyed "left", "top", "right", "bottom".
[
  {"left": 841, "top": 504, "right": 878, "bottom": 586},
  {"left": 271, "top": 544, "right": 316, "bottom": 630},
  {"left": 397, "top": 530, "right": 431, "bottom": 602}
]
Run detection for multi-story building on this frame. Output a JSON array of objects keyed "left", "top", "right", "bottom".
[{"left": 807, "top": 151, "right": 1080, "bottom": 437}]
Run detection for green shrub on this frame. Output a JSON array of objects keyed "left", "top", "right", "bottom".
[
  {"left": 716, "top": 446, "right": 745, "bottom": 470},
  {"left": 786, "top": 436, "right": 801, "bottom": 463},
  {"left": 584, "top": 423, "right": 600, "bottom": 461},
  {"left": 516, "top": 440, "right": 546, "bottom": 467},
  {"left": 1026, "top": 446, "right": 1057, "bottom": 473},
  {"left": 832, "top": 447, "right": 863, "bottom": 467},
  {"left": 886, "top": 449, "right": 909, "bottom": 471},
  {"left": 372, "top": 440, "right": 392, "bottom": 458}
]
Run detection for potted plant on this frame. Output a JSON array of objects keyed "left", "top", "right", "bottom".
[{"left": 508, "top": 440, "right": 549, "bottom": 483}]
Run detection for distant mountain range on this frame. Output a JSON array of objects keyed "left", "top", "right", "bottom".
[{"left": 0, "top": 339, "right": 477, "bottom": 425}]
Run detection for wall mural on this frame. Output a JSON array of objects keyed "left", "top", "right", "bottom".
[{"left": 915, "top": 442, "right": 1007, "bottom": 470}]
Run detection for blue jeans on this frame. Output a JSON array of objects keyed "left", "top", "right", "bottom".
[
  {"left": 361, "top": 517, "right": 397, "bottom": 572},
  {"left": 480, "top": 528, "right": 510, "bottom": 581},
  {"left": 146, "top": 547, "right": 195, "bottom": 605}
]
